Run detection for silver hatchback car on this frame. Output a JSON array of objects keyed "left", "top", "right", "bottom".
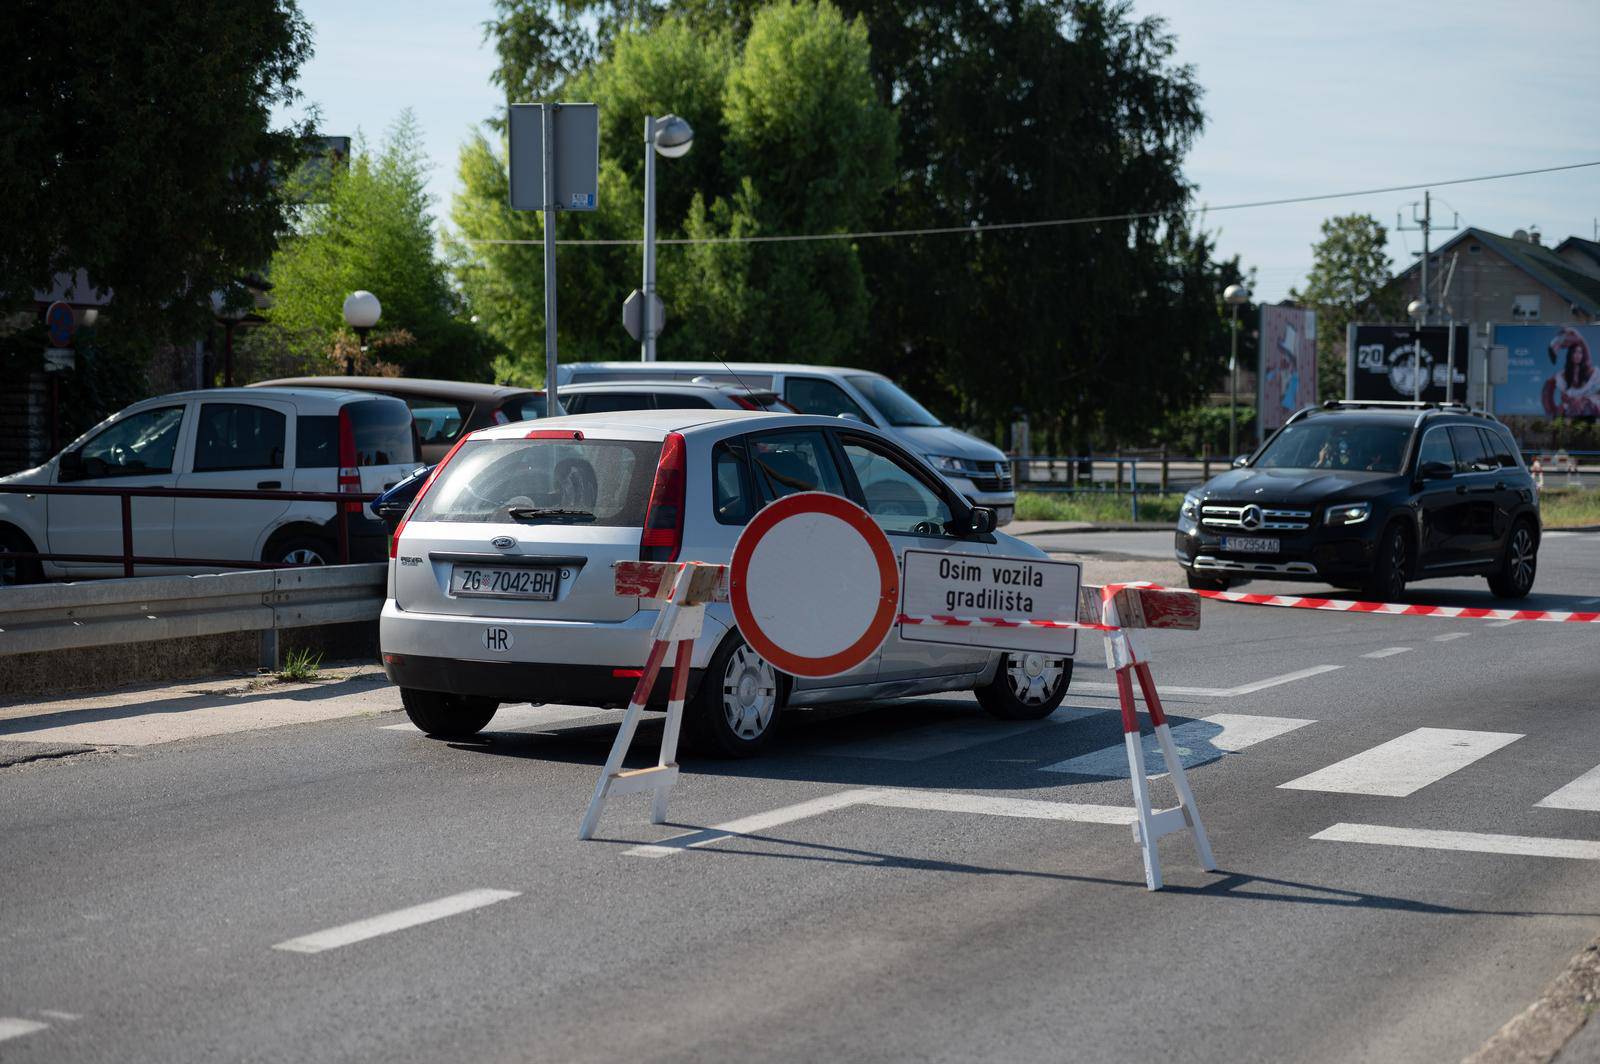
[{"left": 380, "top": 410, "right": 1072, "bottom": 756}]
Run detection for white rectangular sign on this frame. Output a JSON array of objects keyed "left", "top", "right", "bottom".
[{"left": 899, "top": 550, "right": 1082, "bottom": 655}]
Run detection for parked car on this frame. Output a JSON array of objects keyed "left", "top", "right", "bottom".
[
  {"left": 0, "top": 387, "right": 422, "bottom": 583},
  {"left": 252, "top": 377, "right": 563, "bottom": 463},
  {"left": 558, "top": 379, "right": 798, "bottom": 415},
  {"left": 380, "top": 410, "right": 1070, "bottom": 756},
  {"left": 556, "top": 362, "right": 1017, "bottom": 523},
  {"left": 1176, "top": 401, "right": 1540, "bottom": 600}
]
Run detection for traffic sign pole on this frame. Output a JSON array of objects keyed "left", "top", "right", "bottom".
[{"left": 542, "top": 105, "right": 560, "bottom": 417}]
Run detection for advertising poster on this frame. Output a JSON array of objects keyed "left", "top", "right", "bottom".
[
  {"left": 1258, "top": 306, "right": 1318, "bottom": 432},
  {"left": 1347, "top": 324, "right": 1469, "bottom": 403},
  {"left": 1491, "top": 324, "right": 1600, "bottom": 417}
]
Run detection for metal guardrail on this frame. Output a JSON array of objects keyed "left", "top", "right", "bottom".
[{"left": 0, "top": 563, "right": 386, "bottom": 665}]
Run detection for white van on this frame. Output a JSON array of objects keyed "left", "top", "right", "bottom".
[
  {"left": 0, "top": 387, "right": 422, "bottom": 583},
  {"left": 555, "top": 362, "right": 1016, "bottom": 522}
]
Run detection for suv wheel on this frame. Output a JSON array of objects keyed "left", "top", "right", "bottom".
[
  {"left": 0, "top": 528, "right": 44, "bottom": 586},
  {"left": 686, "top": 635, "right": 782, "bottom": 758},
  {"left": 1363, "top": 524, "right": 1410, "bottom": 602},
  {"left": 1487, "top": 521, "right": 1538, "bottom": 599},
  {"left": 976, "top": 653, "right": 1073, "bottom": 720},
  {"left": 1185, "top": 571, "right": 1230, "bottom": 592},
  {"left": 401, "top": 688, "right": 499, "bottom": 738}
]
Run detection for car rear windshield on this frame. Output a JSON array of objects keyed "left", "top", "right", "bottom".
[
  {"left": 410, "top": 437, "right": 661, "bottom": 526},
  {"left": 1254, "top": 419, "right": 1413, "bottom": 473}
]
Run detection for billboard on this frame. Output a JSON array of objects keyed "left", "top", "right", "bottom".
[
  {"left": 1491, "top": 324, "right": 1600, "bottom": 417},
  {"left": 1347, "top": 324, "right": 1469, "bottom": 403},
  {"left": 1258, "top": 306, "right": 1317, "bottom": 432}
]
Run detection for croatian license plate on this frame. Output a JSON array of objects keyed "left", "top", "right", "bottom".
[
  {"left": 1222, "top": 536, "right": 1279, "bottom": 554},
  {"left": 450, "top": 565, "right": 559, "bottom": 599}
]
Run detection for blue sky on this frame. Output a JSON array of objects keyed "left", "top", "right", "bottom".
[{"left": 281, "top": 0, "right": 1600, "bottom": 302}]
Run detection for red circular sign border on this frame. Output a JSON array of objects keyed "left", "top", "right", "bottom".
[{"left": 729, "top": 493, "right": 900, "bottom": 678}]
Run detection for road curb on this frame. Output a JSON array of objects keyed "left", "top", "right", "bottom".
[
  {"left": 1464, "top": 932, "right": 1600, "bottom": 1064},
  {"left": 1014, "top": 523, "right": 1171, "bottom": 536}
]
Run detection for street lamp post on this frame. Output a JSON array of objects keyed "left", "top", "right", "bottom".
[
  {"left": 1407, "top": 298, "right": 1425, "bottom": 402},
  {"left": 342, "top": 291, "right": 381, "bottom": 376},
  {"left": 210, "top": 291, "right": 247, "bottom": 387},
  {"left": 1224, "top": 284, "right": 1251, "bottom": 458},
  {"left": 641, "top": 114, "right": 693, "bottom": 362}
]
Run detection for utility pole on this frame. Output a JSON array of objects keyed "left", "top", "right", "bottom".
[{"left": 1397, "top": 191, "right": 1459, "bottom": 400}]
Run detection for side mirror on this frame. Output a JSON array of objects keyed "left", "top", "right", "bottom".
[
  {"left": 374, "top": 499, "right": 410, "bottom": 531},
  {"left": 1421, "top": 460, "right": 1454, "bottom": 480},
  {"left": 1231, "top": 454, "right": 1250, "bottom": 468},
  {"left": 967, "top": 506, "right": 997, "bottom": 535},
  {"left": 58, "top": 449, "right": 84, "bottom": 481}
]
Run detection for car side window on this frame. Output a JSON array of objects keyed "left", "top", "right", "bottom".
[
  {"left": 76, "top": 406, "right": 185, "bottom": 478},
  {"left": 712, "top": 439, "right": 754, "bottom": 525},
  {"left": 568, "top": 393, "right": 653, "bottom": 414},
  {"left": 782, "top": 377, "right": 871, "bottom": 422},
  {"left": 1480, "top": 428, "right": 1519, "bottom": 470},
  {"left": 405, "top": 397, "right": 472, "bottom": 448},
  {"left": 841, "top": 439, "right": 955, "bottom": 536},
  {"left": 747, "top": 429, "right": 846, "bottom": 502},
  {"left": 1448, "top": 425, "right": 1492, "bottom": 473},
  {"left": 193, "top": 403, "right": 286, "bottom": 472},
  {"left": 1416, "top": 428, "right": 1454, "bottom": 472},
  {"left": 650, "top": 393, "right": 714, "bottom": 410}
]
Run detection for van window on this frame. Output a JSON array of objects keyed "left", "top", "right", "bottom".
[
  {"left": 783, "top": 377, "right": 871, "bottom": 423},
  {"left": 845, "top": 375, "right": 942, "bottom": 427},
  {"left": 345, "top": 400, "right": 417, "bottom": 466},
  {"left": 411, "top": 437, "right": 660, "bottom": 527},
  {"left": 747, "top": 429, "right": 846, "bottom": 501},
  {"left": 193, "top": 403, "right": 285, "bottom": 472}
]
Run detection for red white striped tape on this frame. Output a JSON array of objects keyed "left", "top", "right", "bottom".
[
  {"left": 897, "top": 614, "right": 1120, "bottom": 633},
  {"left": 1101, "top": 582, "right": 1600, "bottom": 624}
]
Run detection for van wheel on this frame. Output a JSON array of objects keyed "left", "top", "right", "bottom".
[
  {"left": 685, "top": 635, "right": 783, "bottom": 758},
  {"left": 0, "top": 528, "right": 44, "bottom": 585},
  {"left": 1363, "top": 524, "right": 1410, "bottom": 602},
  {"left": 401, "top": 689, "right": 498, "bottom": 738},
  {"left": 266, "top": 535, "right": 335, "bottom": 566},
  {"left": 1487, "top": 521, "right": 1537, "bottom": 599},
  {"left": 976, "top": 654, "right": 1073, "bottom": 720}
]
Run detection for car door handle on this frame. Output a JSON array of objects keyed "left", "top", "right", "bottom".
[{"left": 257, "top": 480, "right": 282, "bottom": 490}]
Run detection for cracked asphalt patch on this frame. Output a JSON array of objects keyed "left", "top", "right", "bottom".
[{"left": 0, "top": 739, "right": 97, "bottom": 769}]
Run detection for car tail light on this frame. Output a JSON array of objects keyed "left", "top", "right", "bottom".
[
  {"left": 640, "top": 432, "right": 686, "bottom": 562},
  {"left": 390, "top": 433, "right": 472, "bottom": 559},
  {"left": 337, "top": 407, "right": 362, "bottom": 514}
]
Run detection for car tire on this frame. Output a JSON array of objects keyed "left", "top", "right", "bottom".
[
  {"left": 1487, "top": 520, "right": 1538, "bottom": 600},
  {"left": 0, "top": 528, "right": 44, "bottom": 586},
  {"left": 266, "top": 535, "right": 336, "bottom": 567},
  {"left": 400, "top": 688, "right": 499, "bottom": 739},
  {"left": 1185, "top": 571, "right": 1230, "bottom": 592},
  {"left": 1363, "top": 524, "right": 1410, "bottom": 602},
  {"left": 976, "top": 654, "right": 1074, "bottom": 720},
  {"left": 685, "top": 634, "right": 783, "bottom": 759}
]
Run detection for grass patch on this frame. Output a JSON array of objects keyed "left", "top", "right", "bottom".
[
  {"left": 1541, "top": 489, "right": 1600, "bottom": 529},
  {"left": 276, "top": 647, "right": 324, "bottom": 683},
  {"left": 1016, "top": 491, "right": 1183, "bottom": 524}
]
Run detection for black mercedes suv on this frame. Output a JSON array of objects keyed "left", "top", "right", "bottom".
[{"left": 1175, "top": 401, "right": 1540, "bottom": 601}]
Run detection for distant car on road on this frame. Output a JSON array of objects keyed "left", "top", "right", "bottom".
[
  {"left": 0, "top": 387, "right": 421, "bottom": 584},
  {"left": 1176, "top": 401, "right": 1540, "bottom": 601},
  {"left": 557, "top": 379, "right": 798, "bottom": 415},
  {"left": 380, "top": 410, "right": 1069, "bottom": 756},
  {"left": 252, "top": 377, "right": 563, "bottom": 463}
]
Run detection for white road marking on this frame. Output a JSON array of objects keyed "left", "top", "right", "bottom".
[
  {"left": 1488, "top": 619, "right": 1523, "bottom": 628},
  {"left": 1313, "top": 823, "right": 1600, "bottom": 861},
  {"left": 1362, "top": 646, "right": 1412, "bottom": 659},
  {"left": 1077, "top": 664, "right": 1341, "bottom": 699},
  {"left": 36, "top": 1012, "right": 80, "bottom": 1022},
  {"left": 807, "top": 706, "right": 1102, "bottom": 761},
  {"left": 1536, "top": 763, "right": 1600, "bottom": 812},
  {"left": 272, "top": 889, "right": 520, "bottom": 954},
  {"left": 626, "top": 789, "right": 885, "bottom": 857},
  {"left": 1280, "top": 728, "right": 1523, "bottom": 797},
  {"left": 1039, "top": 714, "right": 1315, "bottom": 778},
  {"left": 1431, "top": 632, "right": 1470, "bottom": 642},
  {"left": 380, "top": 704, "right": 611, "bottom": 732},
  {"left": 0, "top": 1019, "right": 49, "bottom": 1043}
]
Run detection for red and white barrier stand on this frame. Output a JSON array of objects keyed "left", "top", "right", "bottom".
[{"left": 578, "top": 561, "right": 727, "bottom": 841}]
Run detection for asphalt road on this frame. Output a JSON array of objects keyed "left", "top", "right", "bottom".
[{"left": 4, "top": 533, "right": 1600, "bottom": 1063}]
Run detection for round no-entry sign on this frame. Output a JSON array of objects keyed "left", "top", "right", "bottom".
[{"left": 730, "top": 492, "right": 899, "bottom": 678}]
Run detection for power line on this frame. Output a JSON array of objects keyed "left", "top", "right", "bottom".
[{"left": 459, "top": 159, "right": 1600, "bottom": 248}]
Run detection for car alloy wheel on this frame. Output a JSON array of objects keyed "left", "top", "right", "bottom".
[
  {"left": 721, "top": 643, "right": 778, "bottom": 740},
  {"left": 1004, "top": 652, "right": 1067, "bottom": 706},
  {"left": 1508, "top": 526, "right": 1536, "bottom": 593},
  {"left": 282, "top": 547, "right": 327, "bottom": 566}
]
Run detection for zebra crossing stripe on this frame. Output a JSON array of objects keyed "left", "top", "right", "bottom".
[
  {"left": 1313, "top": 823, "right": 1600, "bottom": 861},
  {"left": 1040, "top": 714, "right": 1315, "bottom": 778},
  {"left": 1280, "top": 727, "right": 1522, "bottom": 797},
  {"left": 1536, "top": 763, "right": 1600, "bottom": 811}
]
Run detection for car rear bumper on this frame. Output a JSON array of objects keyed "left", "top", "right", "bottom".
[{"left": 382, "top": 653, "right": 707, "bottom": 706}]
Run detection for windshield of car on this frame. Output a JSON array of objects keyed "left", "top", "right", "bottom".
[
  {"left": 1253, "top": 419, "right": 1413, "bottom": 473},
  {"left": 410, "top": 437, "right": 660, "bottom": 526},
  {"left": 844, "top": 376, "right": 942, "bottom": 427}
]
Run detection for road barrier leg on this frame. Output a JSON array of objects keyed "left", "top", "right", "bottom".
[
  {"left": 578, "top": 637, "right": 672, "bottom": 840},
  {"left": 1135, "top": 661, "right": 1216, "bottom": 872},
  {"left": 1116, "top": 665, "right": 1163, "bottom": 890},
  {"left": 651, "top": 638, "right": 694, "bottom": 825}
]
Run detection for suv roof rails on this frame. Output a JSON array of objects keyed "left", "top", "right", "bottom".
[{"left": 1320, "top": 399, "right": 1493, "bottom": 419}]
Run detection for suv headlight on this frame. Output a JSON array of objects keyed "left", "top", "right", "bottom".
[
  {"left": 925, "top": 454, "right": 967, "bottom": 474},
  {"left": 1181, "top": 490, "right": 1202, "bottom": 521},
  {"left": 1325, "top": 501, "right": 1371, "bottom": 526}
]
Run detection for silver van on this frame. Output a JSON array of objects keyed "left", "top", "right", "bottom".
[{"left": 556, "top": 362, "right": 1016, "bottom": 523}]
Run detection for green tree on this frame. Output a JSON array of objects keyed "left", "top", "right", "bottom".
[
  {"left": 267, "top": 112, "right": 495, "bottom": 380},
  {"left": 1291, "top": 213, "right": 1403, "bottom": 402},
  {"left": 0, "top": 0, "right": 313, "bottom": 347}
]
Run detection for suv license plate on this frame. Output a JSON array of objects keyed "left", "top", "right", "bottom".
[
  {"left": 1222, "top": 536, "right": 1279, "bottom": 554},
  {"left": 450, "top": 565, "right": 559, "bottom": 599}
]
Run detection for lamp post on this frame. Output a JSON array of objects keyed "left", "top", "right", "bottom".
[
  {"left": 342, "top": 291, "right": 381, "bottom": 376},
  {"left": 641, "top": 114, "right": 693, "bottom": 362},
  {"left": 210, "top": 291, "right": 248, "bottom": 387},
  {"left": 1407, "top": 298, "right": 1425, "bottom": 401},
  {"left": 1224, "top": 284, "right": 1251, "bottom": 457}
]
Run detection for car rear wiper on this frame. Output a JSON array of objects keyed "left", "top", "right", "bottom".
[{"left": 507, "top": 507, "right": 596, "bottom": 523}]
